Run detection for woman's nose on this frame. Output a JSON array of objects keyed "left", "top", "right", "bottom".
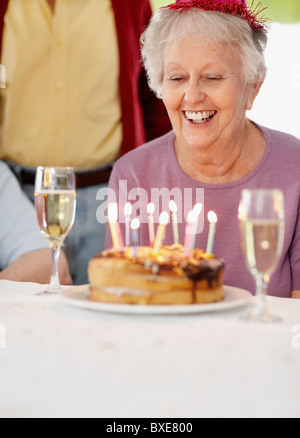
[{"left": 184, "top": 80, "right": 206, "bottom": 104}]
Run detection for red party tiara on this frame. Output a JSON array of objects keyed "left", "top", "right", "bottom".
[{"left": 162, "top": 0, "right": 269, "bottom": 32}]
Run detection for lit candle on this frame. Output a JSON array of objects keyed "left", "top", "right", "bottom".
[
  {"left": 184, "top": 210, "right": 198, "bottom": 258},
  {"left": 147, "top": 202, "right": 155, "bottom": 247},
  {"left": 169, "top": 200, "right": 179, "bottom": 245},
  {"left": 124, "top": 202, "right": 132, "bottom": 247},
  {"left": 131, "top": 218, "right": 140, "bottom": 258},
  {"left": 190, "top": 203, "right": 203, "bottom": 250},
  {"left": 206, "top": 211, "right": 217, "bottom": 254},
  {"left": 108, "top": 202, "right": 124, "bottom": 250},
  {"left": 153, "top": 211, "right": 169, "bottom": 253}
]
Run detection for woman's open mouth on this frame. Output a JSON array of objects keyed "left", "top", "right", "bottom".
[{"left": 183, "top": 110, "right": 217, "bottom": 124}]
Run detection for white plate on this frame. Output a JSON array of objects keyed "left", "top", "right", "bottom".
[{"left": 60, "top": 285, "right": 252, "bottom": 315}]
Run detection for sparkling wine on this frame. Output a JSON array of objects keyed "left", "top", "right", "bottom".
[
  {"left": 240, "top": 219, "right": 284, "bottom": 276},
  {"left": 34, "top": 190, "right": 76, "bottom": 245}
]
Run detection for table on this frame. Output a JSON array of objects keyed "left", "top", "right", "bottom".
[{"left": 0, "top": 280, "right": 300, "bottom": 418}]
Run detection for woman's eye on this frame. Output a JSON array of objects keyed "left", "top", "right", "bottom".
[
  {"left": 207, "top": 76, "right": 223, "bottom": 81},
  {"left": 171, "top": 77, "right": 183, "bottom": 82}
]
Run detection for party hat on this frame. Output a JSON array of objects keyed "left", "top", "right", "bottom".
[{"left": 163, "top": 0, "right": 269, "bottom": 32}]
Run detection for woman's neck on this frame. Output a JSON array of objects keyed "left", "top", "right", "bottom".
[{"left": 174, "top": 120, "right": 265, "bottom": 184}]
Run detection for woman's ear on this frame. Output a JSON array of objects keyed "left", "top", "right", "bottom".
[{"left": 246, "top": 69, "right": 266, "bottom": 111}]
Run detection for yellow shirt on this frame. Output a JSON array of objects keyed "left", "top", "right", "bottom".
[{"left": 0, "top": 0, "right": 122, "bottom": 169}]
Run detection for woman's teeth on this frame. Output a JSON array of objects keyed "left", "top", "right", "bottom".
[{"left": 185, "top": 110, "right": 216, "bottom": 123}]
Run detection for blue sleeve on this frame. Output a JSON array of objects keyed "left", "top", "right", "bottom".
[{"left": 0, "top": 162, "right": 47, "bottom": 269}]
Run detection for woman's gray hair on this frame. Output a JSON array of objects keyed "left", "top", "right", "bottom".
[{"left": 140, "top": 8, "right": 268, "bottom": 98}]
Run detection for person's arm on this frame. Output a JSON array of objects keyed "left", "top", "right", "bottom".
[
  {"left": 0, "top": 162, "right": 72, "bottom": 284},
  {"left": 0, "top": 248, "right": 72, "bottom": 285},
  {"left": 291, "top": 291, "right": 300, "bottom": 299}
]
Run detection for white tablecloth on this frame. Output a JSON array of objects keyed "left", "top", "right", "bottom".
[{"left": 0, "top": 280, "right": 299, "bottom": 418}]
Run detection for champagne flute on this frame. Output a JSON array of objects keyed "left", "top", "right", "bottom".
[
  {"left": 34, "top": 167, "right": 76, "bottom": 295},
  {"left": 238, "top": 189, "right": 285, "bottom": 322}
]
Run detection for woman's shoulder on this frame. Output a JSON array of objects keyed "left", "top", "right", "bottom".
[
  {"left": 257, "top": 125, "right": 300, "bottom": 179},
  {"left": 260, "top": 124, "right": 300, "bottom": 150}
]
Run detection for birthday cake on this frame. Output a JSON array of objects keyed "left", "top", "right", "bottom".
[{"left": 88, "top": 245, "right": 225, "bottom": 305}]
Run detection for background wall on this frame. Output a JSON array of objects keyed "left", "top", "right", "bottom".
[{"left": 150, "top": 0, "right": 300, "bottom": 139}]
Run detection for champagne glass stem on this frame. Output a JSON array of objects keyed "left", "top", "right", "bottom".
[
  {"left": 48, "top": 243, "right": 61, "bottom": 293},
  {"left": 248, "top": 274, "right": 281, "bottom": 323},
  {"left": 255, "top": 274, "right": 266, "bottom": 315}
]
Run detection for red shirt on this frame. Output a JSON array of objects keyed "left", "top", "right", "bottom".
[{"left": 0, "top": 0, "right": 171, "bottom": 156}]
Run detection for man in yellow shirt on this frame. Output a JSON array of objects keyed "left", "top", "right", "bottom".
[{"left": 0, "top": 0, "right": 171, "bottom": 284}]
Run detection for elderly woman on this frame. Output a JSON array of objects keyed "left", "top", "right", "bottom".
[{"left": 105, "top": 0, "right": 300, "bottom": 298}]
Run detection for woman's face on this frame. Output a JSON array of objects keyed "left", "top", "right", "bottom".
[{"left": 162, "top": 37, "right": 256, "bottom": 152}]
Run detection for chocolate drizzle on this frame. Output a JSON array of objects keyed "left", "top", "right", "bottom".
[{"left": 182, "top": 258, "right": 225, "bottom": 286}]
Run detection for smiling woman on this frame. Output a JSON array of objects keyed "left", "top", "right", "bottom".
[
  {"left": 105, "top": 0, "right": 300, "bottom": 299},
  {"left": 150, "top": 1, "right": 300, "bottom": 139},
  {"left": 141, "top": 6, "right": 266, "bottom": 183},
  {"left": 161, "top": 39, "right": 259, "bottom": 167}
]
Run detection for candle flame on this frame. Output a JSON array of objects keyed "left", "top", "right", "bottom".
[
  {"left": 208, "top": 211, "right": 217, "bottom": 224},
  {"left": 124, "top": 202, "right": 132, "bottom": 216},
  {"left": 238, "top": 203, "right": 247, "bottom": 221},
  {"left": 159, "top": 211, "right": 169, "bottom": 225},
  {"left": 131, "top": 218, "right": 140, "bottom": 231},
  {"left": 108, "top": 203, "right": 118, "bottom": 223},
  {"left": 187, "top": 210, "right": 197, "bottom": 224},
  {"left": 193, "top": 203, "right": 203, "bottom": 217},
  {"left": 169, "top": 200, "right": 177, "bottom": 213},
  {"left": 147, "top": 202, "right": 155, "bottom": 215}
]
